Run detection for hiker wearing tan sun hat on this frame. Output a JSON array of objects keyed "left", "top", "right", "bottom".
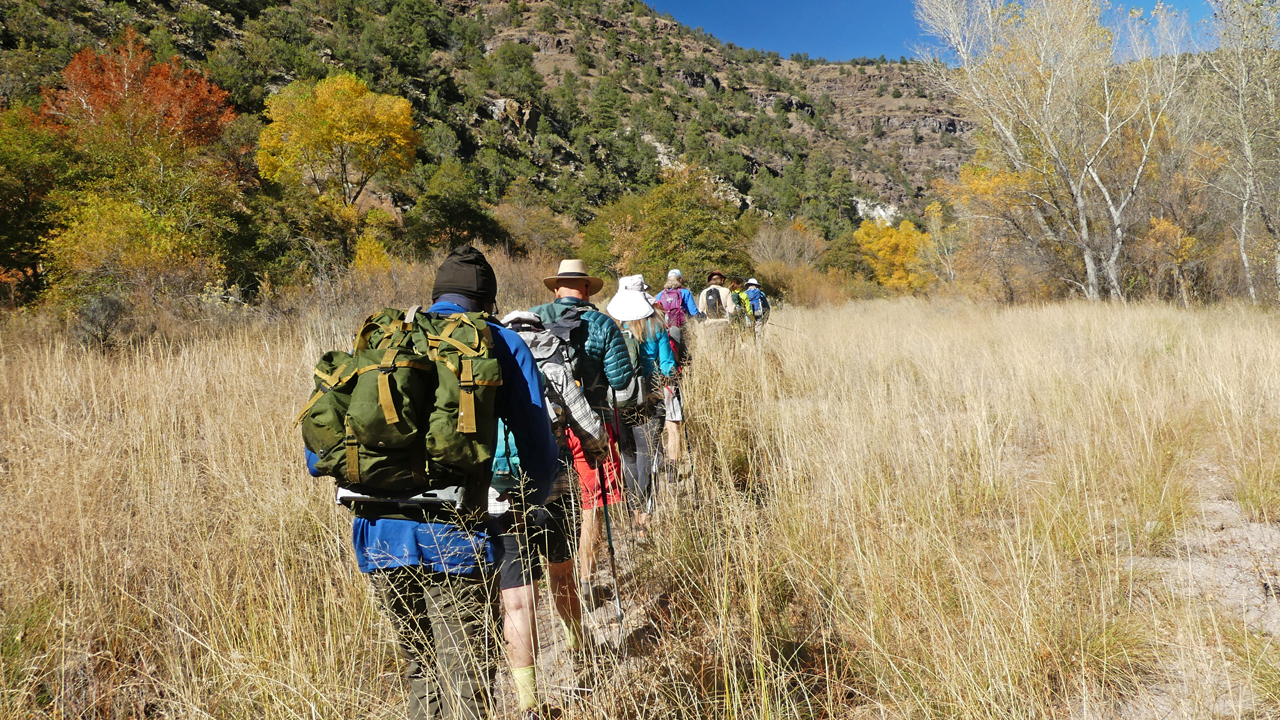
[{"left": 529, "top": 260, "right": 635, "bottom": 594}]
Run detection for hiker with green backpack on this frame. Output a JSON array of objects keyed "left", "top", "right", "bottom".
[{"left": 297, "top": 246, "right": 558, "bottom": 720}]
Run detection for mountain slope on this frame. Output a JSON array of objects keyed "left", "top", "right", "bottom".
[{"left": 0, "top": 0, "right": 974, "bottom": 236}]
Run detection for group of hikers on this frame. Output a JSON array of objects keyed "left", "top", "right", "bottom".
[{"left": 297, "top": 246, "right": 770, "bottom": 720}]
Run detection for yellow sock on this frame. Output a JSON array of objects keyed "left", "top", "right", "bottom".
[
  {"left": 513, "top": 665, "right": 538, "bottom": 710},
  {"left": 561, "top": 617, "right": 582, "bottom": 651}
]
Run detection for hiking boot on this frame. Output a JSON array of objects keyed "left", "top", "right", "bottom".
[
  {"left": 579, "top": 580, "right": 600, "bottom": 610},
  {"left": 522, "top": 704, "right": 564, "bottom": 720}
]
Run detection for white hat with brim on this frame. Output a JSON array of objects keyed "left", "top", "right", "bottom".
[
  {"left": 606, "top": 274, "right": 655, "bottom": 322},
  {"left": 746, "top": 278, "right": 760, "bottom": 287},
  {"left": 543, "top": 259, "right": 605, "bottom": 295},
  {"left": 501, "top": 310, "right": 542, "bottom": 327}
]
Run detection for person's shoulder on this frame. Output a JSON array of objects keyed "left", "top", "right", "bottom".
[
  {"left": 582, "top": 308, "right": 613, "bottom": 327},
  {"left": 488, "top": 322, "right": 529, "bottom": 357}
]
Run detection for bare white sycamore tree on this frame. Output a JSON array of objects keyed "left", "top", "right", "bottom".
[
  {"left": 1202, "top": 0, "right": 1280, "bottom": 302},
  {"left": 916, "top": 0, "right": 1188, "bottom": 300}
]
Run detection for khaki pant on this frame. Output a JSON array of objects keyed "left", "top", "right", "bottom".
[{"left": 371, "top": 566, "right": 499, "bottom": 720}]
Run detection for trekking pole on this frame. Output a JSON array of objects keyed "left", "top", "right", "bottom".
[
  {"left": 607, "top": 387, "right": 637, "bottom": 535},
  {"left": 649, "top": 417, "right": 663, "bottom": 517},
  {"left": 602, "top": 391, "right": 626, "bottom": 631}
]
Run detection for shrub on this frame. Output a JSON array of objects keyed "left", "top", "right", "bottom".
[
  {"left": 581, "top": 166, "right": 753, "bottom": 285},
  {"left": 43, "top": 193, "right": 223, "bottom": 306},
  {"left": 754, "top": 260, "right": 850, "bottom": 307}
]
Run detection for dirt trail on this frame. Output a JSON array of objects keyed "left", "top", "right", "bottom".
[
  {"left": 1110, "top": 463, "right": 1280, "bottom": 719},
  {"left": 500, "top": 462, "right": 1280, "bottom": 719},
  {"left": 494, "top": 477, "right": 693, "bottom": 718}
]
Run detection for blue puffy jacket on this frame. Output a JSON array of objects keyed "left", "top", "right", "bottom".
[{"left": 530, "top": 297, "right": 635, "bottom": 404}]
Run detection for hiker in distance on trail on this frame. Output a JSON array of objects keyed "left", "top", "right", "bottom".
[
  {"left": 296, "top": 246, "right": 559, "bottom": 720},
  {"left": 653, "top": 269, "right": 696, "bottom": 476},
  {"left": 745, "top": 278, "right": 771, "bottom": 333},
  {"left": 654, "top": 268, "right": 701, "bottom": 364},
  {"left": 697, "top": 269, "right": 737, "bottom": 325},
  {"left": 529, "top": 260, "right": 636, "bottom": 599},
  {"left": 727, "top": 278, "right": 754, "bottom": 331}
]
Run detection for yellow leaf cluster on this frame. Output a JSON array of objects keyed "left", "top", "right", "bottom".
[
  {"left": 855, "top": 219, "right": 936, "bottom": 293},
  {"left": 257, "top": 74, "right": 419, "bottom": 205},
  {"left": 44, "top": 194, "right": 222, "bottom": 300},
  {"left": 939, "top": 165, "right": 1029, "bottom": 214},
  {"left": 351, "top": 231, "right": 393, "bottom": 274},
  {"left": 1140, "top": 218, "right": 1202, "bottom": 265}
]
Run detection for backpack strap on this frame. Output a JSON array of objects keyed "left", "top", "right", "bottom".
[
  {"left": 292, "top": 362, "right": 358, "bottom": 426},
  {"left": 422, "top": 313, "right": 502, "bottom": 434},
  {"left": 343, "top": 416, "right": 361, "bottom": 485},
  {"left": 375, "top": 347, "right": 401, "bottom": 425},
  {"left": 354, "top": 319, "right": 380, "bottom": 352}
]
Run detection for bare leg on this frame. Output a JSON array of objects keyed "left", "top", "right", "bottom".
[
  {"left": 578, "top": 507, "right": 602, "bottom": 580},
  {"left": 664, "top": 420, "right": 681, "bottom": 463},
  {"left": 547, "top": 560, "right": 583, "bottom": 647},
  {"left": 501, "top": 584, "right": 537, "bottom": 668},
  {"left": 501, "top": 583, "right": 539, "bottom": 711}
]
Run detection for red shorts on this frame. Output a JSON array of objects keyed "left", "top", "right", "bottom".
[{"left": 567, "top": 424, "right": 624, "bottom": 510}]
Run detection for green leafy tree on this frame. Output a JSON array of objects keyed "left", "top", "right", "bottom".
[
  {"left": 405, "top": 161, "right": 512, "bottom": 251},
  {"left": 582, "top": 166, "right": 752, "bottom": 284},
  {"left": 489, "top": 42, "right": 543, "bottom": 102},
  {"left": 0, "top": 108, "right": 76, "bottom": 301}
]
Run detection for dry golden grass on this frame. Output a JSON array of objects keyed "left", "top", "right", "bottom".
[{"left": 4, "top": 295, "right": 1280, "bottom": 718}]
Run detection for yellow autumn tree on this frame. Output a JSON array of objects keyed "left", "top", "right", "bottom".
[
  {"left": 855, "top": 218, "right": 935, "bottom": 294},
  {"left": 258, "top": 74, "right": 418, "bottom": 206},
  {"left": 350, "top": 210, "right": 399, "bottom": 274},
  {"left": 257, "top": 74, "right": 418, "bottom": 258},
  {"left": 1132, "top": 218, "right": 1206, "bottom": 307}
]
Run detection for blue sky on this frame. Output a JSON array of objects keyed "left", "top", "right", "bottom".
[{"left": 644, "top": 1, "right": 1216, "bottom": 61}]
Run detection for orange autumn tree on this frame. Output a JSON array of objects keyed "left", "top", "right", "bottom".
[
  {"left": 42, "top": 28, "right": 235, "bottom": 150},
  {"left": 855, "top": 218, "right": 935, "bottom": 294}
]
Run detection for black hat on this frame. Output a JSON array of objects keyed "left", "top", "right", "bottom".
[{"left": 432, "top": 245, "right": 498, "bottom": 305}]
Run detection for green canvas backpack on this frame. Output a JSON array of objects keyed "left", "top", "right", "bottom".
[{"left": 294, "top": 306, "right": 503, "bottom": 502}]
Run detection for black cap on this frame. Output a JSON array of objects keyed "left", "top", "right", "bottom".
[{"left": 432, "top": 245, "right": 498, "bottom": 305}]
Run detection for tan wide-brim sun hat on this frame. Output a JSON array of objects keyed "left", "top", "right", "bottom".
[
  {"left": 606, "top": 274, "right": 655, "bottom": 322},
  {"left": 543, "top": 259, "right": 605, "bottom": 294}
]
